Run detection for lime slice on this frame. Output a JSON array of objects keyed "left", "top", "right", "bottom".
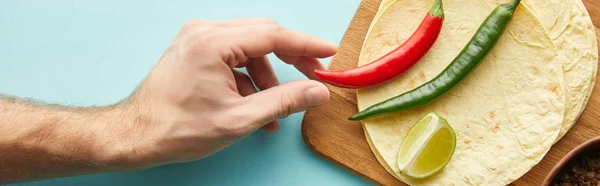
[{"left": 397, "top": 112, "right": 456, "bottom": 179}]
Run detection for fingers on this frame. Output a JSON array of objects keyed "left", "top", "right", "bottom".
[
  {"left": 245, "top": 57, "right": 281, "bottom": 133},
  {"left": 225, "top": 25, "right": 337, "bottom": 59},
  {"left": 276, "top": 54, "right": 326, "bottom": 80},
  {"left": 181, "top": 18, "right": 336, "bottom": 78},
  {"left": 183, "top": 18, "right": 277, "bottom": 29},
  {"left": 245, "top": 56, "right": 280, "bottom": 90},
  {"left": 182, "top": 18, "right": 337, "bottom": 60},
  {"left": 179, "top": 18, "right": 278, "bottom": 37},
  {"left": 232, "top": 69, "right": 280, "bottom": 133},
  {"left": 232, "top": 70, "right": 257, "bottom": 96},
  {"left": 260, "top": 121, "right": 280, "bottom": 134},
  {"left": 242, "top": 80, "right": 329, "bottom": 130},
  {"left": 212, "top": 18, "right": 278, "bottom": 27}
]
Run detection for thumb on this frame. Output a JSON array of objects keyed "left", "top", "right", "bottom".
[{"left": 243, "top": 80, "right": 329, "bottom": 128}]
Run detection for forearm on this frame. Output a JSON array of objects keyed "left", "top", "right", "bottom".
[{"left": 0, "top": 97, "right": 138, "bottom": 184}]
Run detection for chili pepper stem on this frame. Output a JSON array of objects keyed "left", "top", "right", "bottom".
[
  {"left": 429, "top": 0, "right": 444, "bottom": 18},
  {"left": 504, "top": 0, "right": 521, "bottom": 11},
  {"left": 349, "top": 0, "right": 521, "bottom": 121},
  {"left": 312, "top": 0, "right": 445, "bottom": 89}
]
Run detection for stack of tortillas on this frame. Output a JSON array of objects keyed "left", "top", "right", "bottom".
[{"left": 357, "top": 0, "right": 598, "bottom": 185}]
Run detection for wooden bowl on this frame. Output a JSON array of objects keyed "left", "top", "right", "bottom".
[{"left": 542, "top": 136, "right": 600, "bottom": 185}]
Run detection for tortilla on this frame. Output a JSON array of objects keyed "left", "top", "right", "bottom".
[
  {"left": 357, "top": 0, "right": 565, "bottom": 185},
  {"left": 522, "top": 0, "right": 599, "bottom": 142}
]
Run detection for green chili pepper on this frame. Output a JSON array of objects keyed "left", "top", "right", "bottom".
[{"left": 349, "top": 0, "right": 521, "bottom": 121}]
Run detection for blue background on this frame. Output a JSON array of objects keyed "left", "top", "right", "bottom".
[{"left": 0, "top": 0, "right": 374, "bottom": 185}]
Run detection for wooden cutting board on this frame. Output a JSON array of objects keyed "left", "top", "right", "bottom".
[{"left": 301, "top": 0, "right": 600, "bottom": 185}]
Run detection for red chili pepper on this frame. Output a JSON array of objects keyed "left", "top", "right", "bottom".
[{"left": 314, "top": 0, "right": 445, "bottom": 89}]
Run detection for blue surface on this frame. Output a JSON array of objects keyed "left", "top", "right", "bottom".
[{"left": 0, "top": 0, "right": 373, "bottom": 185}]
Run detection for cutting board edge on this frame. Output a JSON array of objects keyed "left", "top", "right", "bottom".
[
  {"left": 303, "top": 0, "right": 600, "bottom": 185},
  {"left": 301, "top": 119, "right": 382, "bottom": 184},
  {"left": 300, "top": 0, "right": 387, "bottom": 184}
]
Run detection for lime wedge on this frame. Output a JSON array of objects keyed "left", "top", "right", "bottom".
[{"left": 397, "top": 112, "right": 456, "bottom": 179}]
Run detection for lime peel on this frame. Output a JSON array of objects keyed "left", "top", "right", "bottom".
[{"left": 396, "top": 112, "right": 456, "bottom": 179}]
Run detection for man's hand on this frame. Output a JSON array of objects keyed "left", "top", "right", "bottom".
[
  {"left": 0, "top": 18, "right": 335, "bottom": 183},
  {"left": 119, "top": 18, "right": 335, "bottom": 167}
]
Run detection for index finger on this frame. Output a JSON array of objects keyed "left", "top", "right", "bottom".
[{"left": 225, "top": 25, "right": 338, "bottom": 58}]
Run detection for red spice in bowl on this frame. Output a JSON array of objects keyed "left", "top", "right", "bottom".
[
  {"left": 551, "top": 150, "right": 600, "bottom": 185},
  {"left": 544, "top": 137, "right": 600, "bottom": 186}
]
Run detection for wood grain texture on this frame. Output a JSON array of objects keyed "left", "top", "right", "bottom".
[{"left": 301, "top": 0, "right": 600, "bottom": 185}]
